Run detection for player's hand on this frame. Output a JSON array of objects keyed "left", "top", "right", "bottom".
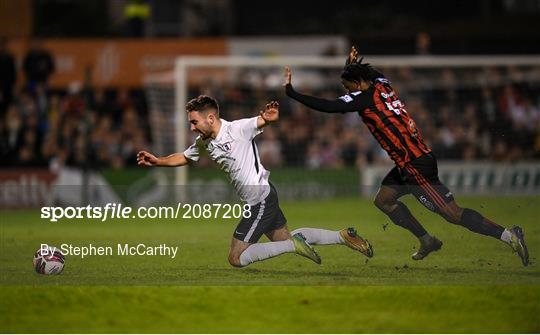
[
  {"left": 260, "top": 101, "right": 279, "bottom": 123},
  {"left": 137, "top": 150, "right": 159, "bottom": 167},
  {"left": 348, "top": 46, "right": 359, "bottom": 64},
  {"left": 283, "top": 66, "right": 292, "bottom": 86}
]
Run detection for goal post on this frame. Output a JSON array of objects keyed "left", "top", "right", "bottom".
[{"left": 173, "top": 55, "right": 348, "bottom": 186}]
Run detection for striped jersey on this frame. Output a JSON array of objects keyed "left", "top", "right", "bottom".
[
  {"left": 355, "top": 78, "right": 431, "bottom": 167},
  {"left": 286, "top": 78, "right": 431, "bottom": 167}
]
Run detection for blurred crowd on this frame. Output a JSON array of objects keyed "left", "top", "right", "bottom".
[
  {"left": 2, "top": 38, "right": 539, "bottom": 170},
  {"left": 0, "top": 39, "right": 149, "bottom": 169},
  {"left": 1, "top": 86, "right": 150, "bottom": 170},
  {"left": 195, "top": 65, "right": 540, "bottom": 169}
]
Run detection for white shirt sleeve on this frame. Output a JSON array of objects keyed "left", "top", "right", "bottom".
[
  {"left": 183, "top": 137, "right": 203, "bottom": 162},
  {"left": 232, "top": 117, "right": 263, "bottom": 141}
]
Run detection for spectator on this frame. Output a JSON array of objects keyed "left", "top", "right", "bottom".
[
  {"left": 124, "top": 0, "right": 150, "bottom": 37},
  {"left": 340, "top": 128, "right": 360, "bottom": 167},
  {"left": 497, "top": 84, "right": 522, "bottom": 122},
  {"left": 0, "top": 37, "right": 16, "bottom": 115},
  {"left": 2, "top": 63, "right": 540, "bottom": 170},
  {"left": 23, "top": 39, "right": 55, "bottom": 93},
  {"left": 511, "top": 96, "right": 540, "bottom": 131},
  {"left": 1, "top": 105, "right": 23, "bottom": 165},
  {"left": 415, "top": 31, "right": 432, "bottom": 55}
]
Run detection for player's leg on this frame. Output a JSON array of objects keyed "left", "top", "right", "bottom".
[
  {"left": 265, "top": 223, "right": 291, "bottom": 241},
  {"left": 228, "top": 238, "right": 253, "bottom": 267},
  {"left": 375, "top": 183, "right": 441, "bottom": 260},
  {"left": 452, "top": 203, "right": 528, "bottom": 266},
  {"left": 427, "top": 197, "right": 504, "bottom": 239},
  {"left": 233, "top": 227, "right": 320, "bottom": 267},
  {"left": 428, "top": 197, "right": 528, "bottom": 266},
  {"left": 264, "top": 194, "right": 324, "bottom": 262},
  {"left": 263, "top": 224, "right": 323, "bottom": 263},
  {"left": 405, "top": 155, "right": 529, "bottom": 265},
  {"left": 265, "top": 194, "right": 373, "bottom": 258},
  {"left": 230, "top": 186, "right": 320, "bottom": 267},
  {"left": 229, "top": 198, "right": 293, "bottom": 267},
  {"left": 266, "top": 200, "right": 343, "bottom": 245},
  {"left": 229, "top": 235, "right": 303, "bottom": 267},
  {"left": 374, "top": 167, "right": 431, "bottom": 239},
  {"left": 264, "top": 184, "right": 322, "bottom": 263},
  {"left": 290, "top": 227, "right": 373, "bottom": 257},
  {"left": 229, "top": 206, "right": 298, "bottom": 267},
  {"left": 289, "top": 227, "right": 340, "bottom": 244}
]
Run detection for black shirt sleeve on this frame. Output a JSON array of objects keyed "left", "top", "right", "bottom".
[{"left": 285, "top": 84, "right": 373, "bottom": 114}]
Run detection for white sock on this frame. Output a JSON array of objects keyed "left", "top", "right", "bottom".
[
  {"left": 291, "top": 228, "right": 343, "bottom": 245},
  {"left": 500, "top": 229, "right": 512, "bottom": 244},
  {"left": 239, "top": 240, "right": 295, "bottom": 266}
]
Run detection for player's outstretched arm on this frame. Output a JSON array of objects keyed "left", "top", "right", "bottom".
[
  {"left": 257, "top": 101, "right": 279, "bottom": 128},
  {"left": 137, "top": 151, "right": 189, "bottom": 167},
  {"left": 283, "top": 66, "right": 358, "bottom": 114}
]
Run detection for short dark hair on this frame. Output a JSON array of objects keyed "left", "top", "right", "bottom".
[{"left": 186, "top": 95, "right": 219, "bottom": 116}]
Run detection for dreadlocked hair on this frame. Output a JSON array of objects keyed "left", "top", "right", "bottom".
[{"left": 341, "top": 58, "right": 381, "bottom": 83}]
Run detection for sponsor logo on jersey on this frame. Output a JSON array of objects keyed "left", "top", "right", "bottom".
[
  {"left": 381, "top": 91, "right": 395, "bottom": 99},
  {"left": 339, "top": 95, "right": 353, "bottom": 103},
  {"left": 419, "top": 195, "right": 435, "bottom": 211}
]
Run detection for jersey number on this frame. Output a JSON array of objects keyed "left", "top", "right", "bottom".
[{"left": 385, "top": 100, "right": 406, "bottom": 115}]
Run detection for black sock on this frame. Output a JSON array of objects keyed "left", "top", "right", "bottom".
[
  {"left": 387, "top": 201, "right": 428, "bottom": 238},
  {"left": 459, "top": 208, "right": 505, "bottom": 239}
]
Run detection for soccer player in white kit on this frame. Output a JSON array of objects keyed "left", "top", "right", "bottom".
[{"left": 137, "top": 95, "right": 373, "bottom": 267}]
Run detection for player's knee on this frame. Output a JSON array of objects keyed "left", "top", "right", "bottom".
[
  {"left": 373, "top": 196, "right": 385, "bottom": 211},
  {"left": 290, "top": 228, "right": 303, "bottom": 236},
  {"left": 373, "top": 196, "right": 395, "bottom": 214},
  {"left": 228, "top": 253, "right": 243, "bottom": 268}
]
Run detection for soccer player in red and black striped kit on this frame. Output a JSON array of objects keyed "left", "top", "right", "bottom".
[{"left": 284, "top": 46, "right": 529, "bottom": 266}]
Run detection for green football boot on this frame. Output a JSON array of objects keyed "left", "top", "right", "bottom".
[{"left": 291, "top": 233, "right": 321, "bottom": 264}]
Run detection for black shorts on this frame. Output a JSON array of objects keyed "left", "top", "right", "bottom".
[
  {"left": 233, "top": 183, "right": 287, "bottom": 243},
  {"left": 381, "top": 153, "right": 455, "bottom": 213}
]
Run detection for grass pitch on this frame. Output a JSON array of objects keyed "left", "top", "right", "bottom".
[{"left": 1, "top": 195, "right": 539, "bottom": 333}]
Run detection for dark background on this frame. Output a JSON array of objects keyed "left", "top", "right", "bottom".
[{"left": 31, "top": 0, "right": 540, "bottom": 54}]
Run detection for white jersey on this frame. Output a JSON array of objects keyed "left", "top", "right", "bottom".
[{"left": 183, "top": 117, "right": 270, "bottom": 205}]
